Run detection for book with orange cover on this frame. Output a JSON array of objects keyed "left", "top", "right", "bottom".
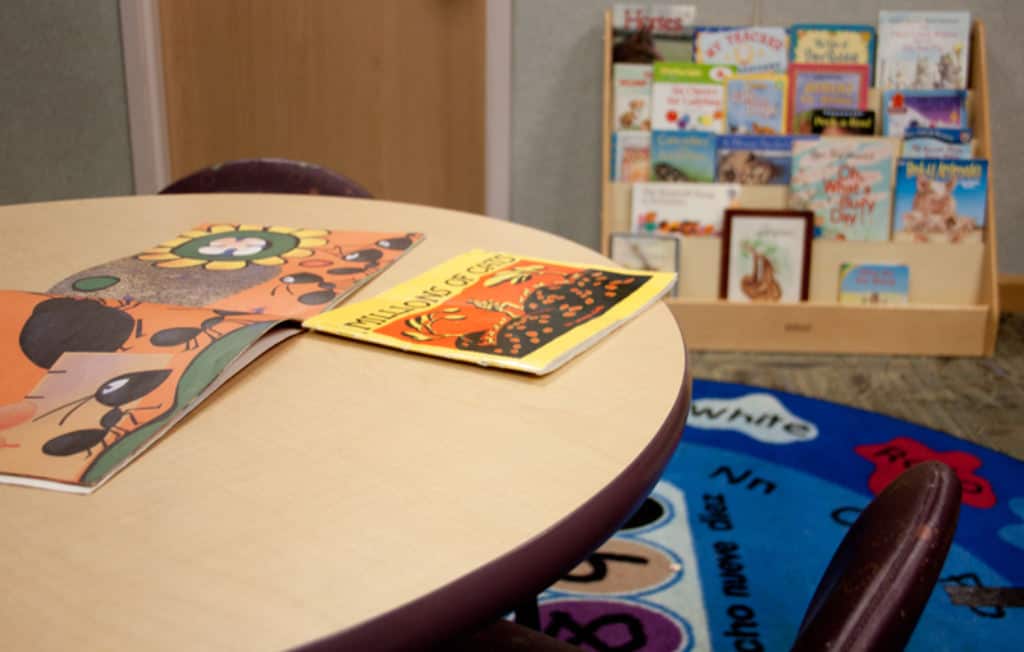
[
  {"left": 303, "top": 251, "right": 676, "bottom": 375},
  {"left": 0, "top": 224, "right": 422, "bottom": 493}
]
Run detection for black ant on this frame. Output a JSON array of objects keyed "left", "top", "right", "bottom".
[
  {"left": 149, "top": 309, "right": 263, "bottom": 351},
  {"left": 272, "top": 273, "right": 339, "bottom": 305},
  {"left": 325, "top": 247, "right": 383, "bottom": 276},
  {"left": 19, "top": 297, "right": 144, "bottom": 369},
  {"left": 36, "top": 369, "right": 171, "bottom": 458}
]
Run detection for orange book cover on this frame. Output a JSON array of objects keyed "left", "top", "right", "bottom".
[{"left": 304, "top": 250, "right": 676, "bottom": 375}]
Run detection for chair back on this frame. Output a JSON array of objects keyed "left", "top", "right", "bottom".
[
  {"left": 792, "top": 461, "right": 961, "bottom": 652},
  {"left": 160, "top": 158, "right": 372, "bottom": 198}
]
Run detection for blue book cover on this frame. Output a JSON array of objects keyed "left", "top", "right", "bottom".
[
  {"left": 838, "top": 263, "right": 909, "bottom": 305},
  {"left": 790, "top": 137, "right": 900, "bottom": 240},
  {"left": 882, "top": 89, "right": 967, "bottom": 136},
  {"left": 650, "top": 131, "right": 717, "bottom": 182},
  {"left": 716, "top": 134, "right": 794, "bottom": 185},
  {"left": 902, "top": 127, "right": 973, "bottom": 159},
  {"left": 893, "top": 158, "right": 988, "bottom": 243},
  {"left": 790, "top": 24, "right": 876, "bottom": 84},
  {"left": 725, "top": 75, "right": 787, "bottom": 135}
]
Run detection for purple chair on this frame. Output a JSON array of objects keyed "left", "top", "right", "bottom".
[
  {"left": 792, "top": 460, "right": 962, "bottom": 651},
  {"left": 159, "top": 158, "right": 372, "bottom": 198}
]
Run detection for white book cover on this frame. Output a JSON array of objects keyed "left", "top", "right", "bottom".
[
  {"left": 632, "top": 182, "right": 740, "bottom": 236},
  {"left": 695, "top": 27, "right": 789, "bottom": 74},
  {"left": 611, "top": 131, "right": 651, "bottom": 182},
  {"left": 876, "top": 11, "right": 971, "bottom": 90},
  {"left": 613, "top": 63, "right": 653, "bottom": 130}
]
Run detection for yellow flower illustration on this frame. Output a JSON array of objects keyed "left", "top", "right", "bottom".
[{"left": 137, "top": 224, "right": 328, "bottom": 271}]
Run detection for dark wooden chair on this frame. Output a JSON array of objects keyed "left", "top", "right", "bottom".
[
  {"left": 159, "top": 158, "right": 372, "bottom": 198},
  {"left": 792, "top": 460, "right": 962, "bottom": 651},
  {"left": 442, "top": 461, "right": 961, "bottom": 652}
]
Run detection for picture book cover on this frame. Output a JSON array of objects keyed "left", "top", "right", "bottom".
[
  {"left": 612, "top": 4, "right": 697, "bottom": 62},
  {"left": 650, "top": 131, "right": 717, "bottom": 182},
  {"left": 881, "top": 89, "right": 967, "bottom": 137},
  {"left": 876, "top": 11, "right": 971, "bottom": 90},
  {"left": 722, "top": 210, "right": 813, "bottom": 303},
  {"left": 613, "top": 63, "right": 653, "bottom": 130},
  {"left": 892, "top": 158, "right": 988, "bottom": 243},
  {"left": 790, "top": 137, "right": 900, "bottom": 240},
  {"left": 725, "top": 74, "right": 788, "bottom": 135},
  {"left": 716, "top": 134, "right": 794, "bottom": 186},
  {"left": 838, "top": 263, "right": 909, "bottom": 305},
  {"left": 902, "top": 127, "right": 974, "bottom": 159},
  {"left": 632, "top": 182, "right": 739, "bottom": 235},
  {"left": 0, "top": 223, "right": 424, "bottom": 493},
  {"left": 303, "top": 251, "right": 677, "bottom": 376},
  {"left": 694, "top": 27, "right": 789, "bottom": 74},
  {"left": 0, "top": 291, "right": 295, "bottom": 493},
  {"left": 809, "top": 109, "right": 876, "bottom": 135},
  {"left": 789, "top": 63, "right": 870, "bottom": 134},
  {"left": 611, "top": 130, "right": 652, "bottom": 182},
  {"left": 789, "top": 24, "right": 876, "bottom": 82},
  {"left": 52, "top": 223, "right": 424, "bottom": 320},
  {"left": 651, "top": 62, "right": 736, "bottom": 133}
]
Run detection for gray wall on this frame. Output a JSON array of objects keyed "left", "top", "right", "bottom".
[
  {"left": 511, "top": 0, "right": 1024, "bottom": 274},
  {"left": 0, "top": 0, "right": 134, "bottom": 204}
]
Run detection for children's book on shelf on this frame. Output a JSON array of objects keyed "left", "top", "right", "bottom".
[
  {"left": 612, "top": 4, "right": 697, "bottom": 62},
  {"left": 790, "top": 24, "right": 876, "bottom": 82},
  {"left": 725, "top": 74, "right": 788, "bottom": 135},
  {"left": 631, "top": 181, "right": 739, "bottom": 235},
  {"left": 694, "top": 27, "right": 789, "bottom": 74},
  {"left": 0, "top": 224, "right": 424, "bottom": 493},
  {"left": 611, "top": 131, "right": 652, "bottom": 181},
  {"left": 789, "top": 63, "right": 870, "bottom": 134},
  {"left": 716, "top": 135, "right": 795, "bottom": 186},
  {"left": 650, "top": 131, "right": 716, "bottom": 182},
  {"left": 303, "top": 250, "right": 676, "bottom": 376},
  {"left": 902, "top": 127, "right": 974, "bottom": 159},
  {"left": 876, "top": 11, "right": 971, "bottom": 90},
  {"left": 838, "top": 263, "right": 910, "bottom": 305},
  {"left": 651, "top": 62, "right": 736, "bottom": 133},
  {"left": 892, "top": 158, "right": 988, "bottom": 243},
  {"left": 809, "top": 109, "right": 875, "bottom": 135},
  {"left": 790, "top": 137, "right": 900, "bottom": 240},
  {"left": 881, "top": 89, "right": 967, "bottom": 136},
  {"left": 613, "top": 63, "right": 653, "bottom": 130}
]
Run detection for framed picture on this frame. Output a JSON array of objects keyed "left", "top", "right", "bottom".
[
  {"left": 609, "top": 232, "right": 681, "bottom": 297},
  {"left": 720, "top": 209, "right": 813, "bottom": 303}
]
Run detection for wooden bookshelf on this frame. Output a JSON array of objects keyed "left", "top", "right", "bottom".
[{"left": 600, "top": 14, "right": 999, "bottom": 356}]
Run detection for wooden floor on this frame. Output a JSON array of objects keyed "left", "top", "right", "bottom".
[{"left": 689, "top": 314, "right": 1024, "bottom": 461}]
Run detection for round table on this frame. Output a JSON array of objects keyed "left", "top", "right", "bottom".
[{"left": 0, "top": 194, "right": 690, "bottom": 650}]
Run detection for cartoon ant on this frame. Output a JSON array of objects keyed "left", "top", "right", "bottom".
[
  {"left": 35, "top": 369, "right": 171, "bottom": 458},
  {"left": 272, "top": 273, "right": 339, "bottom": 305},
  {"left": 19, "top": 297, "right": 145, "bottom": 369},
  {"left": 149, "top": 309, "right": 263, "bottom": 351},
  {"left": 324, "top": 247, "right": 383, "bottom": 276}
]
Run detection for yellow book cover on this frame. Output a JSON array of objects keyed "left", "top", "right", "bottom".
[{"left": 303, "top": 251, "right": 676, "bottom": 375}]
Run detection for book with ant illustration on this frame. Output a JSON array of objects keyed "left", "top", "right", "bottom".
[
  {"left": 0, "top": 224, "right": 423, "bottom": 493},
  {"left": 303, "top": 250, "right": 676, "bottom": 375}
]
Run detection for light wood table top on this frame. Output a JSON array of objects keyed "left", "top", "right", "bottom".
[{"left": 0, "top": 194, "right": 689, "bottom": 651}]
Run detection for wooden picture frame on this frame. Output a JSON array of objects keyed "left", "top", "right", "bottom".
[
  {"left": 609, "top": 232, "right": 682, "bottom": 296},
  {"left": 721, "top": 209, "right": 814, "bottom": 303}
]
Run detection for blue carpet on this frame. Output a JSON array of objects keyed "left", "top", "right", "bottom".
[{"left": 538, "top": 379, "right": 1024, "bottom": 651}]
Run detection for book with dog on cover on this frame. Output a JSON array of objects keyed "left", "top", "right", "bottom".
[{"left": 303, "top": 251, "right": 676, "bottom": 375}]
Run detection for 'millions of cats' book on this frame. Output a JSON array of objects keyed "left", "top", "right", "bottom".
[
  {"left": 892, "top": 158, "right": 988, "bottom": 243},
  {"left": 790, "top": 137, "right": 900, "bottom": 240},
  {"left": 303, "top": 251, "right": 676, "bottom": 376}
]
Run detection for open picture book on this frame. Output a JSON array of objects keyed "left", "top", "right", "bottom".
[{"left": 0, "top": 224, "right": 423, "bottom": 493}]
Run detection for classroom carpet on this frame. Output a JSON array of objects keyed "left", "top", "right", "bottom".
[{"left": 537, "top": 379, "right": 1023, "bottom": 651}]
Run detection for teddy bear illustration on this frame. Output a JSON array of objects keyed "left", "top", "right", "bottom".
[{"left": 900, "top": 176, "right": 976, "bottom": 242}]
